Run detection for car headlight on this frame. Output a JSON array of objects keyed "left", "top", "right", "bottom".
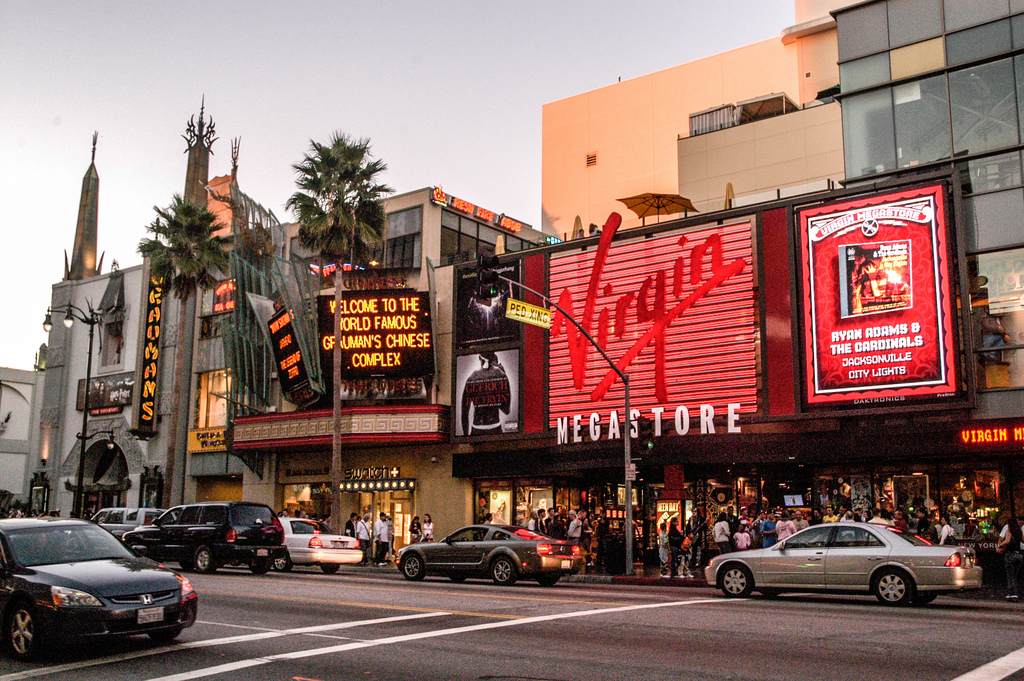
[
  {"left": 51, "top": 585, "right": 102, "bottom": 607},
  {"left": 176, "top": 574, "right": 195, "bottom": 597}
]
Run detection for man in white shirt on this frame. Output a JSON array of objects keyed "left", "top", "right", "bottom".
[
  {"left": 374, "top": 512, "right": 390, "bottom": 565},
  {"left": 356, "top": 513, "right": 372, "bottom": 565},
  {"left": 567, "top": 511, "right": 582, "bottom": 546}
]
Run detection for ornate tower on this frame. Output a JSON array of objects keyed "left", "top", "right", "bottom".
[
  {"left": 65, "top": 132, "right": 103, "bottom": 280},
  {"left": 182, "top": 98, "right": 218, "bottom": 206}
]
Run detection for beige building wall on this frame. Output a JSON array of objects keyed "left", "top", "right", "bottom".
[
  {"left": 679, "top": 101, "right": 844, "bottom": 214},
  {"left": 542, "top": 2, "right": 845, "bottom": 238}
]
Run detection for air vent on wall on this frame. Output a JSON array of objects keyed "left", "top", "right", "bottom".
[{"left": 586, "top": 152, "right": 597, "bottom": 167}]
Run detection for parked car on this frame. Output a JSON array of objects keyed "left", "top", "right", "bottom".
[
  {"left": 704, "top": 522, "right": 982, "bottom": 606},
  {"left": 273, "top": 518, "right": 362, "bottom": 574},
  {"left": 397, "top": 524, "right": 584, "bottom": 586},
  {"left": 0, "top": 517, "right": 197, "bottom": 660},
  {"left": 91, "top": 507, "right": 164, "bottom": 538},
  {"left": 121, "top": 502, "right": 286, "bottom": 575}
]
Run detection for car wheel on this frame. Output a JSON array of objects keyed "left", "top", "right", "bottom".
[
  {"left": 536, "top": 575, "right": 560, "bottom": 587},
  {"left": 193, "top": 545, "right": 217, "bottom": 574},
  {"left": 147, "top": 626, "right": 183, "bottom": 643},
  {"left": 490, "top": 556, "right": 518, "bottom": 586},
  {"left": 399, "top": 553, "right": 426, "bottom": 581},
  {"left": 873, "top": 568, "right": 915, "bottom": 606},
  {"left": 320, "top": 563, "right": 341, "bottom": 574},
  {"left": 448, "top": 574, "right": 467, "bottom": 583},
  {"left": 250, "top": 558, "right": 272, "bottom": 575},
  {"left": 719, "top": 563, "right": 754, "bottom": 598},
  {"left": 273, "top": 554, "right": 293, "bottom": 572},
  {"left": 5, "top": 600, "right": 41, "bottom": 661},
  {"left": 913, "top": 592, "right": 938, "bottom": 606}
]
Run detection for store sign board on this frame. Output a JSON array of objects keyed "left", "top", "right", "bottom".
[
  {"left": 187, "top": 427, "right": 227, "bottom": 454},
  {"left": 798, "top": 185, "right": 958, "bottom": 406},
  {"left": 318, "top": 292, "right": 434, "bottom": 380},
  {"left": 548, "top": 212, "right": 756, "bottom": 442}
]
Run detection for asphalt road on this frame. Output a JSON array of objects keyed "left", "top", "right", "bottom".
[{"left": 2, "top": 566, "right": 1024, "bottom": 681}]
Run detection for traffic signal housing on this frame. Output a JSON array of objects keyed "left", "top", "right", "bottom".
[{"left": 477, "top": 254, "right": 501, "bottom": 299}]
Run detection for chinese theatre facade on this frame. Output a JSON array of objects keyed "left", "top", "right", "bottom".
[{"left": 455, "top": 173, "right": 1023, "bottom": 564}]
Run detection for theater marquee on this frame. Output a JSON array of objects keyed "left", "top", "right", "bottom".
[{"left": 798, "top": 185, "right": 959, "bottom": 407}]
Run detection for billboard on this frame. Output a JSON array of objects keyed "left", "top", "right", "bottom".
[
  {"left": 798, "top": 184, "right": 959, "bottom": 406},
  {"left": 455, "top": 349, "right": 519, "bottom": 436},
  {"left": 548, "top": 212, "right": 755, "bottom": 441},
  {"left": 269, "top": 307, "right": 317, "bottom": 408},
  {"left": 455, "top": 260, "right": 521, "bottom": 347}
]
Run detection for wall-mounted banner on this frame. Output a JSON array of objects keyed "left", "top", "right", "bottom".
[
  {"left": 548, "top": 212, "right": 756, "bottom": 435},
  {"left": 455, "top": 349, "right": 519, "bottom": 437},
  {"left": 798, "top": 184, "right": 958, "bottom": 406},
  {"left": 77, "top": 372, "right": 134, "bottom": 415},
  {"left": 455, "top": 260, "right": 521, "bottom": 346}
]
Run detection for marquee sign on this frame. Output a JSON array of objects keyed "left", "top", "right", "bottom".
[
  {"left": 548, "top": 212, "right": 756, "bottom": 442},
  {"left": 133, "top": 275, "right": 163, "bottom": 435},
  {"left": 798, "top": 185, "right": 958, "bottom": 406},
  {"left": 269, "top": 307, "right": 316, "bottom": 407}
]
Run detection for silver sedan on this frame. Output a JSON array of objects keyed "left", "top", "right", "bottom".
[{"left": 704, "top": 522, "right": 982, "bottom": 606}]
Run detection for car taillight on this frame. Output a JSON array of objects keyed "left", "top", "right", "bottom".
[
  {"left": 945, "top": 553, "right": 963, "bottom": 568},
  {"left": 572, "top": 545, "right": 582, "bottom": 556},
  {"left": 309, "top": 536, "right": 323, "bottom": 548},
  {"left": 226, "top": 529, "right": 237, "bottom": 543},
  {"left": 353, "top": 539, "right": 360, "bottom": 549},
  {"left": 273, "top": 515, "right": 283, "bottom": 531},
  {"left": 537, "top": 544, "right": 553, "bottom": 555}
]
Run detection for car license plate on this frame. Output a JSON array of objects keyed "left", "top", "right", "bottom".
[
  {"left": 138, "top": 606, "right": 164, "bottom": 624},
  {"left": 257, "top": 549, "right": 268, "bottom": 556},
  {"left": 561, "top": 559, "right": 571, "bottom": 569}
]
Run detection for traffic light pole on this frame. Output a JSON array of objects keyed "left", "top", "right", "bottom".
[{"left": 488, "top": 271, "right": 636, "bottom": 575}]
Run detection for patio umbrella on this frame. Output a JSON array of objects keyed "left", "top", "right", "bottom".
[{"left": 617, "top": 192, "right": 699, "bottom": 225}]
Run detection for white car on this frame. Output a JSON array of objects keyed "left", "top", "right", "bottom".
[{"left": 273, "top": 518, "right": 362, "bottom": 574}]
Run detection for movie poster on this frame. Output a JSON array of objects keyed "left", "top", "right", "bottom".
[
  {"left": 799, "top": 185, "right": 958, "bottom": 406},
  {"left": 455, "top": 261, "right": 520, "bottom": 347},
  {"left": 455, "top": 349, "right": 519, "bottom": 437}
]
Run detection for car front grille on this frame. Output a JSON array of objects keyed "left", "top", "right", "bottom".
[{"left": 108, "top": 589, "right": 176, "bottom": 605}]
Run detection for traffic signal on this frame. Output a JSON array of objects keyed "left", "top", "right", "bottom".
[
  {"left": 477, "top": 254, "right": 501, "bottom": 299},
  {"left": 635, "top": 416, "right": 655, "bottom": 451}
]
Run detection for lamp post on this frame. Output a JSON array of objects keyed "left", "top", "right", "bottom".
[{"left": 44, "top": 302, "right": 103, "bottom": 518}]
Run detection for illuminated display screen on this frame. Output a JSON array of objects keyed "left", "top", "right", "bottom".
[
  {"left": 269, "top": 307, "right": 315, "bottom": 406},
  {"left": 960, "top": 423, "right": 1024, "bottom": 445},
  {"left": 213, "top": 280, "right": 236, "bottom": 313},
  {"left": 547, "top": 212, "right": 756, "bottom": 433},
  {"left": 798, "top": 185, "right": 958, "bottom": 406},
  {"left": 318, "top": 292, "right": 434, "bottom": 379}
]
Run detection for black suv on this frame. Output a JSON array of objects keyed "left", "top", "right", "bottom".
[{"left": 122, "top": 502, "right": 286, "bottom": 574}]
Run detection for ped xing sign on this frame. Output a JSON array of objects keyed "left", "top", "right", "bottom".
[{"left": 505, "top": 298, "right": 551, "bottom": 329}]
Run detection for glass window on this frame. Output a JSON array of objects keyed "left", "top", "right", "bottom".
[
  {"left": 890, "top": 38, "right": 945, "bottom": 80},
  {"left": 964, "top": 152, "right": 1023, "bottom": 194},
  {"left": 944, "top": 0, "right": 1009, "bottom": 32},
  {"left": 888, "top": 0, "right": 944, "bottom": 47},
  {"left": 478, "top": 225, "right": 500, "bottom": 247},
  {"left": 784, "top": 526, "right": 832, "bottom": 549},
  {"left": 1017, "top": 56, "right": 1024, "bottom": 143},
  {"left": 387, "top": 207, "right": 423, "bottom": 238},
  {"left": 840, "top": 53, "right": 891, "bottom": 92},
  {"left": 832, "top": 527, "right": 885, "bottom": 548},
  {"left": 843, "top": 88, "right": 898, "bottom": 178},
  {"left": 1013, "top": 13, "right": 1024, "bottom": 47},
  {"left": 895, "top": 75, "right": 952, "bottom": 167},
  {"left": 969, "top": 248, "right": 1024, "bottom": 388},
  {"left": 196, "top": 370, "right": 228, "bottom": 428},
  {"left": 384, "top": 233, "right": 420, "bottom": 269},
  {"left": 441, "top": 227, "right": 459, "bottom": 261},
  {"left": 946, "top": 20, "right": 1012, "bottom": 66},
  {"left": 964, "top": 189, "right": 1024, "bottom": 250},
  {"left": 180, "top": 506, "right": 202, "bottom": 524},
  {"left": 837, "top": 2, "right": 889, "bottom": 62},
  {"left": 101, "top": 318, "right": 124, "bottom": 367},
  {"left": 950, "top": 59, "right": 1019, "bottom": 157},
  {"left": 202, "top": 505, "right": 227, "bottom": 525}
]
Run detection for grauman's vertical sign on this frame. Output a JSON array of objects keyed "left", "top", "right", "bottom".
[
  {"left": 549, "top": 213, "right": 757, "bottom": 444},
  {"left": 134, "top": 276, "right": 164, "bottom": 435}
]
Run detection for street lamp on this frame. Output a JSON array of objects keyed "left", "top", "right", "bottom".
[{"left": 44, "top": 301, "right": 104, "bottom": 518}]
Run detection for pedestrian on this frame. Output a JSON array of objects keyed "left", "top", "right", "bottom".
[
  {"left": 937, "top": 516, "right": 956, "bottom": 545},
  {"left": 578, "top": 510, "right": 593, "bottom": 565},
  {"left": 713, "top": 512, "right": 732, "bottom": 555},
  {"left": 595, "top": 511, "right": 609, "bottom": 567},
  {"left": 356, "top": 513, "right": 372, "bottom": 564},
  {"left": 776, "top": 511, "right": 797, "bottom": 542},
  {"left": 822, "top": 506, "right": 838, "bottom": 523},
  {"left": 567, "top": 510, "right": 582, "bottom": 546},
  {"left": 760, "top": 511, "right": 778, "bottom": 548},
  {"left": 999, "top": 515, "right": 1024, "bottom": 601},
  {"left": 374, "top": 512, "right": 390, "bottom": 565},
  {"left": 527, "top": 510, "right": 540, "bottom": 532},
  {"left": 658, "top": 522, "right": 670, "bottom": 577},
  {"left": 792, "top": 511, "right": 809, "bottom": 532},
  {"left": 688, "top": 509, "right": 706, "bottom": 570},
  {"left": 733, "top": 520, "right": 752, "bottom": 551},
  {"left": 410, "top": 515, "right": 422, "bottom": 543},
  {"left": 386, "top": 514, "right": 397, "bottom": 562},
  {"left": 668, "top": 516, "right": 685, "bottom": 577},
  {"left": 536, "top": 508, "right": 548, "bottom": 535},
  {"left": 868, "top": 508, "right": 893, "bottom": 526},
  {"left": 548, "top": 509, "right": 567, "bottom": 540},
  {"left": 421, "top": 513, "right": 435, "bottom": 542},
  {"left": 345, "top": 512, "right": 358, "bottom": 538}
]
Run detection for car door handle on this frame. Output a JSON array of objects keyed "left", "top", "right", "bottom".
[{"left": 867, "top": 556, "right": 884, "bottom": 561}]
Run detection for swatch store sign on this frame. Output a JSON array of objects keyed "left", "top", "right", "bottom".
[
  {"left": 798, "top": 184, "right": 961, "bottom": 409},
  {"left": 548, "top": 212, "right": 755, "bottom": 445}
]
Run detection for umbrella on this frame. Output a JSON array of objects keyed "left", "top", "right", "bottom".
[{"left": 617, "top": 192, "right": 699, "bottom": 225}]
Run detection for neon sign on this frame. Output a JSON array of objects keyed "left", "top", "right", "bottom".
[
  {"left": 430, "top": 187, "right": 526, "bottom": 234},
  {"left": 960, "top": 425, "right": 1024, "bottom": 445},
  {"left": 213, "top": 280, "right": 235, "bottom": 313},
  {"left": 135, "top": 276, "right": 163, "bottom": 434}
]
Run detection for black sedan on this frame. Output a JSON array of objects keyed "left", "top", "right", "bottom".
[
  {"left": 397, "top": 524, "right": 584, "bottom": 586},
  {"left": 0, "top": 517, "right": 198, "bottom": 660}
]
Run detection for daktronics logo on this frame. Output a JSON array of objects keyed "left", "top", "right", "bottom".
[{"left": 548, "top": 213, "right": 756, "bottom": 438}]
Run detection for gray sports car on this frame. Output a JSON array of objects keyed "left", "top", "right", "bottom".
[
  {"left": 397, "top": 524, "right": 584, "bottom": 586},
  {"left": 705, "top": 522, "right": 982, "bottom": 606}
]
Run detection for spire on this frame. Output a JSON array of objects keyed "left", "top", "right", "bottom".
[
  {"left": 66, "top": 132, "right": 100, "bottom": 280},
  {"left": 182, "top": 97, "right": 217, "bottom": 206}
]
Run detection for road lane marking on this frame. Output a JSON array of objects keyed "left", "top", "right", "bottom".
[
  {"left": 143, "top": 598, "right": 729, "bottom": 681},
  {"left": 0, "top": 612, "right": 449, "bottom": 681},
  {"left": 951, "top": 646, "right": 1024, "bottom": 681}
]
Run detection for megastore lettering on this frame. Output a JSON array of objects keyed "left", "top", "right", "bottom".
[{"left": 557, "top": 403, "right": 741, "bottom": 445}]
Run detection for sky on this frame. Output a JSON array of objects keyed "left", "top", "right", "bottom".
[{"left": 1, "top": 1, "right": 795, "bottom": 371}]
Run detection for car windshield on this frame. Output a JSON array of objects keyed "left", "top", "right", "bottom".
[{"left": 6, "top": 525, "right": 134, "bottom": 566}]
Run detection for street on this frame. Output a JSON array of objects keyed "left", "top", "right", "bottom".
[{"left": 1, "top": 566, "right": 1023, "bottom": 681}]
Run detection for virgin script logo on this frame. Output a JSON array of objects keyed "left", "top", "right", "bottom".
[{"left": 552, "top": 212, "right": 747, "bottom": 403}]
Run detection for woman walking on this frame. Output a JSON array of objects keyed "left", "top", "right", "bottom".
[{"left": 999, "top": 515, "right": 1024, "bottom": 601}]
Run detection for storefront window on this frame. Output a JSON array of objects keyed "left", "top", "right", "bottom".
[{"left": 195, "top": 370, "right": 229, "bottom": 428}]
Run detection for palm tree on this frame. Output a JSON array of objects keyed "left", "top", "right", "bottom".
[
  {"left": 287, "top": 133, "right": 392, "bottom": 532},
  {"left": 138, "top": 195, "right": 229, "bottom": 507}
]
